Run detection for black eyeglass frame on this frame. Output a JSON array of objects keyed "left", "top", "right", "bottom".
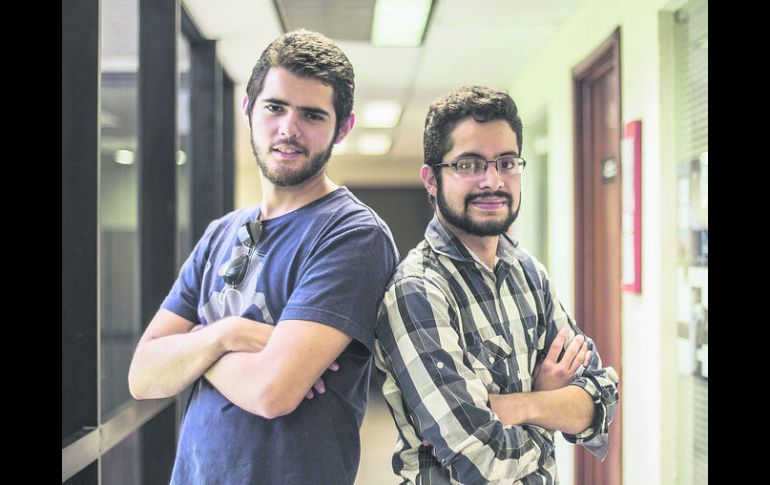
[
  {"left": 433, "top": 156, "right": 527, "bottom": 176},
  {"left": 220, "top": 221, "right": 263, "bottom": 288}
]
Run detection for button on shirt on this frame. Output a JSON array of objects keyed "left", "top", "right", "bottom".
[{"left": 373, "top": 216, "right": 619, "bottom": 485}]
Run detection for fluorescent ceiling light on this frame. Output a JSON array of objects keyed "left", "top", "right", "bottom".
[
  {"left": 114, "top": 149, "right": 135, "bottom": 165},
  {"left": 357, "top": 133, "right": 393, "bottom": 155},
  {"left": 371, "top": 0, "right": 433, "bottom": 47},
  {"left": 361, "top": 100, "right": 402, "bottom": 128}
]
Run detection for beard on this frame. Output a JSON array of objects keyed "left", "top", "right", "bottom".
[
  {"left": 437, "top": 180, "right": 520, "bottom": 237},
  {"left": 252, "top": 137, "right": 335, "bottom": 187}
]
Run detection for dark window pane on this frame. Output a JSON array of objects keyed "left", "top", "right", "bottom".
[
  {"left": 100, "top": 0, "right": 141, "bottom": 419},
  {"left": 177, "top": 33, "right": 193, "bottom": 269}
]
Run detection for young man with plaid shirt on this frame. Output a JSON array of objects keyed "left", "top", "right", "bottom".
[{"left": 374, "top": 85, "right": 619, "bottom": 485}]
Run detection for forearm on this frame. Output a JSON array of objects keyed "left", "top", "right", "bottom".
[
  {"left": 561, "top": 366, "right": 619, "bottom": 460},
  {"left": 205, "top": 319, "right": 351, "bottom": 419},
  {"left": 129, "top": 324, "right": 227, "bottom": 399},
  {"left": 535, "top": 326, "right": 619, "bottom": 458},
  {"left": 129, "top": 314, "right": 274, "bottom": 400},
  {"left": 204, "top": 351, "right": 286, "bottom": 418},
  {"left": 490, "top": 385, "right": 595, "bottom": 435}
]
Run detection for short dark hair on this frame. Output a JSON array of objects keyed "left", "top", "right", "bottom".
[
  {"left": 423, "top": 85, "right": 523, "bottom": 166},
  {"left": 245, "top": 29, "right": 355, "bottom": 135},
  {"left": 422, "top": 85, "right": 523, "bottom": 205}
]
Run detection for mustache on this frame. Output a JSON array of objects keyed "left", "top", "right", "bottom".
[{"left": 465, "top": 191, "right": 513, "bottom": 206}]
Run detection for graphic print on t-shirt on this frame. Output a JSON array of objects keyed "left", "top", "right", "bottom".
[{"left": 201, "top": 246, "right": 275, "bottom": 324}]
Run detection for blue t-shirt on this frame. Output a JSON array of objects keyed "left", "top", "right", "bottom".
[{"left": 163, "top": 188, "right": 398, "bottom": 485}]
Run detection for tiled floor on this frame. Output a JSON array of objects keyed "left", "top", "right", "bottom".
[{"left": 356, "top": 393, "right": 403, "bottom": 485}]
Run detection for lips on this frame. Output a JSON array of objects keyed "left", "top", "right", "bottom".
[
  {"left": 270, "top": 139, "right": 308, "bottom": 158},
  {"left": 471, "top": 199, "right": 507, "bottom": 209},
  {"left": 271, "top": 144, "right": 306, "bottom": 155},
  {"left": 472, "top": 197, "right": 507, "bottom": 204}
]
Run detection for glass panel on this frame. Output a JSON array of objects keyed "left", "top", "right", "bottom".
[
  {"left": 64, "top": 462, "right": 99, "bottom": 485},
  {"left": 177, "top": 32, "right": 193, "bottom": 269},
  {"left": 101, "top": 429, "right": 142, "bottom": 484},
  {"left": 100, "top": 0, "right": 141, "bottom": 419},
  {"left": 175, "top": 31, "right": 195, "bottom": 426}
]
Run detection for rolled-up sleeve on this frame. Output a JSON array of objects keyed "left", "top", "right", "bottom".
[
  {"left": 562, "top": 341, "right": 619, "bottom": 460},
  {"left": 375, "top": 276, "right": 552, "bottom": 484}
]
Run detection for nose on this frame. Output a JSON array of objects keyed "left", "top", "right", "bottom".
[
  {"left": 278, "top": 111, "right": 300, "bottom": 138},
  {"left": 478, "top": 161, "right": 504, "bottom": 191}
]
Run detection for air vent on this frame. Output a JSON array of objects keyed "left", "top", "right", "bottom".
[{"left": 274, "top": 0, "right": 375, "bottom": 42}]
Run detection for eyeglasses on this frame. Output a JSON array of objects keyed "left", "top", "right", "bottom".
[
  {"left": 433, "top": 156, "right": 527, "bottom": 177},
  {"left": 219, "top": 220, "right": 263, "bottom": 288}
]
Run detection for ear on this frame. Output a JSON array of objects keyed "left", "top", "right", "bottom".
[
  {"left": 420, "top": 164, "right": 437, "bottom": 199},
  {"left": 242, "top": 95, "right": 250, "bottom": 118},
  {"left": 334, "top": 113, "right": 355, "bottom": 144}
]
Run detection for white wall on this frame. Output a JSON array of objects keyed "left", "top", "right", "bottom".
[{"left": 506, "top": 0, "right": 682, "bottom": 483}]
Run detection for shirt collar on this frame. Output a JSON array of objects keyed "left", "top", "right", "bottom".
[{"left": 424, "top": 215, "right": 519, "bottom": 267}]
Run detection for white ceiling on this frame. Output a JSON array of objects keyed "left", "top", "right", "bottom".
[{"left": 183, "top": 0, "right": 586, "bottom": 165}]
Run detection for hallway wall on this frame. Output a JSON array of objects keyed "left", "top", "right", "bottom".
[{"left": 506, "top": 0, "right": 686, "bottom": 483}]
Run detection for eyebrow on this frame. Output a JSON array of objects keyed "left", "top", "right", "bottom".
[
  {"left": 262, "top": 98, "right": 331, "bottom": 118},
  {"left": 455, "top": 150, "right": 520, "bottom": 159}
]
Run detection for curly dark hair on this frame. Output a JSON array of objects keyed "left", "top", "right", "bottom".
[
  {"left": 423, "top": 85, "right": 523, "bottom": 167},
  {"left": 245, "top": 29, "right": 355, "bottom": 136}
]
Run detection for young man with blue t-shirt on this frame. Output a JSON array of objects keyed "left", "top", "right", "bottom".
[{"left": 128, "top": 30, "right": 398, "bottom": 484}]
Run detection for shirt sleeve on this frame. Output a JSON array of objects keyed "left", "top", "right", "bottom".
[
  {"left": 538, "top": 270, "right": 619, "bottom": 461},
  {"left": 375, "top": 276, "right": 553, "bottom": 484},
  {"left": 161, "top": 218, "right": 221, "bottom": 324},
  {"left": 281, "top": 224, "right": 398, "bottom": 352}
]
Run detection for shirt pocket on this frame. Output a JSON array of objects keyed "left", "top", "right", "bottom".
[{"left": 467, "top": 334, "right": 514, "bottom": 392}]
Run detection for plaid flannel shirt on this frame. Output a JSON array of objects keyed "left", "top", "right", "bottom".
[{"left": 374, "top": 216, "right": 619, "bottom": 485}]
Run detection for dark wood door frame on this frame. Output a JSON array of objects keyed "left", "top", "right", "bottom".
[{"left": 572, "top": 28, "right": 623, "bottom": 485}]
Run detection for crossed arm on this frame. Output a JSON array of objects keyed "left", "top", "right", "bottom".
[
  {"left": 203, "top": 319, "right": 350, "bottom": 418},
  {"left": 488, "top": 328, "right": 595, "bottom": 434},
  {"left": 128, "top": 308, "right": 349, "bottom": 418}
]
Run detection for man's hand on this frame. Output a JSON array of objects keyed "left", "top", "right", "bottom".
[
  {"left": 191, "top": 318, "right": 274, "bottom": 354},
  {"left": 305, "top": 361, "right": 340, "bottom": 399},
  {"left": 213, "top": 316, "right": 275, "bottom": 353},
  {"left": 533, "top": 328, "right": 591, "bottom": 391}
]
